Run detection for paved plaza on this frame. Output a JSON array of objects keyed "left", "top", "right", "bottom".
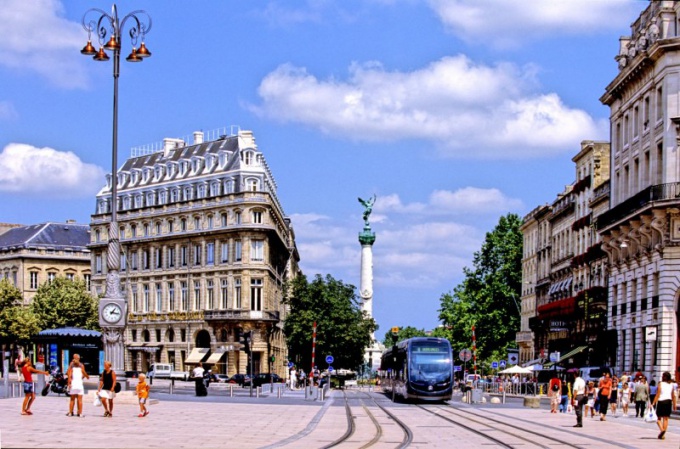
[{"left": 1, "top": 386, "right": 679, "bottom": 448}]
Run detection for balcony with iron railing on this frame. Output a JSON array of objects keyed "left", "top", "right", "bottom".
[{"left": 597, "top": 183, "right": 680, "bottom": 230}]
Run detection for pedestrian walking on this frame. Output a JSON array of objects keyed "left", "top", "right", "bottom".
[
  {"left": 609, "top": 375, "right": 619, "bottom": 416},
  {"left": 19, "top": 358, "right": 48, "bottom": 416},
  {"left": 136, "top": 373, "right": 150, "bottom": 417},
  {"left": 598, "top": 372, "right": 612, "bottom": 421},
  {"left": 192, "top": 364, "right": 207, "bottom": 396},
  {"left": 634, "top": 376, "right": 650, "bottom": 418},
  {"left": 549, "top": 373, "right": 561, "bottom": 413},
  {"left": 571, "top": 373, "right": 587, "bottom": 427},
  {"left": 560, "top": 377, "right": 571, "bottom": 413},
  {"left": 97, "top": 361, "right": 116, "bottom": 417},
  {"left": 620, "top": 381, "right": 631, "bottom": 417},
  {"left": 585, "top": 381, "right": 596, "bottom": 418},
  {"left": 652, "top": 371, "right": 676, "bottom": 440},
  {"left": 66, "top": 354, "right": 89, "bottom": 417}
]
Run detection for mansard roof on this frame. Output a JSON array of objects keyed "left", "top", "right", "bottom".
[
  {"left": 0, "top": 222, "right": 90, "bottom": 251},
  {"left": 119, "top": 135, "right": 240, "bottom": 172}
]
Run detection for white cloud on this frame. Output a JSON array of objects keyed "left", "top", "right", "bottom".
[
  {"left": 0, "top": 0, "right": 88, "bottom": 88},
  {"left": 427, "top": 0, "right": 639, "bottom": 48},
  {"left": 289, "top": 188, "right": 518, "bottom": 289},
  {"left": 0, "top": 143, "right": 105, "bottom": 197},
  {"left": 376, "top": 188, "right": 523, "bottom": 216},
  {"left": 251, "top": 56, "right": 605, "bottom": 159}
]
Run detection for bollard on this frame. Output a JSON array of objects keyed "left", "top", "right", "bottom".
[
  {"left": 277, "top": 386, "right": 282, "bottom": 399},
  {"left": 169, "top": 379, "right": 174, "bottom": 395},
  {"left": 256, "top": 387, "right": 260, "bottom": 398},
  {"left": 229, "top": 385, "right": 233, "bottom": 397}
]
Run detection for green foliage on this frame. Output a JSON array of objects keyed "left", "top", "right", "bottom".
[
  {"left": 31, "top": 277, "right": 99, "bottom": 330},
  {"left": 283, "top": 274, "right": 377, "bottom": 371},
  {"left": 438, "top": 213, "right": 522, "bottom": 363},
  {"left": 381, "top": 325, "right": 427, "bottom": 347},
  {"left": 0, "top": 279, "right": 40, "bottom": 344}
]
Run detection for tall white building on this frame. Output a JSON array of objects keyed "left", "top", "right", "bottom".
[
  {"left": 598, "top": 1, "right": 680, "bottom": 379},
  {"left": 89, "top": 129, "right": 299, "bottom": 377}
]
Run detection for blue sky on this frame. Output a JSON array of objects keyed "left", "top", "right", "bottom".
[{"left": 0, "top": 0, "right": 643, "bottom": 337}]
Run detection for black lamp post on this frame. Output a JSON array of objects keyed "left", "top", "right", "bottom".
[{"left": 81, "top": 4, "right": 152, "bottom": 374}]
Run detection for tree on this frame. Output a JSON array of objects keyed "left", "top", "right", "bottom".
[
  {"left": 283, "top": 274, "right": 377, "bottom": 371},
  {"left": 438, "top": 213, "right": 522, "bottom": 363},
  {"left": 0, "top": 279, "right": 40, "bottom": 344},
  {"left": 31, "top": 277, "right": 99, "bottom": 330},
  {"left": 381, "top": 325, "right": 427, "bottom": 347}
]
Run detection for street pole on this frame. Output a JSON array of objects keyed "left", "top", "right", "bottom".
[{"left": 81, "top": 4, "right": 152, "bottom": 377}]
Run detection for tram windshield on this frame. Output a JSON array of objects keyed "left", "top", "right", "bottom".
[{"left": 408, "top": 341, "right": 451, "bottom": 383}]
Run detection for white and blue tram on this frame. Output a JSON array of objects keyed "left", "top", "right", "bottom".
[{"left": 380, "top": 337, "right": 453, "bottom": 401}]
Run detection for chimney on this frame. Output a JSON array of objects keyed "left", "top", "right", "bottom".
[
  {"left": 163, "top": 138, "right": 185, "bottom": 157},
  {"left": 193, "top": 131, "right": 204, "bottom": 145}
]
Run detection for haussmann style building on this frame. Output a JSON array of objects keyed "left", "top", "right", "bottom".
[{"left": 89, "top": 129, "right": 299, "bottom": 378}]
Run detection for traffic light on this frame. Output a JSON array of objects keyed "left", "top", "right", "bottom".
[
  {"left": 270, "top": 355, "right": 275, "bottom": 363},
  {"left": 240, "top": 330, "right": 251, "bottom": 354}
]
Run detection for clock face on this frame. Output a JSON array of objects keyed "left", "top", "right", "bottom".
[
  {"left": 102, "top": 303, "right": 122, "bottom": 324},
  {"left": 361, "top": 289, "right": 372, "bottom": 298}
]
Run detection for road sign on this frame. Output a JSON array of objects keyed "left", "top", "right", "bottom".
[
  {"left": 492, "top": 361, "right": 498, "bottom": 369},
  {"left": 459, "top": 349, "right": 472, "bottom": 362},
  {"left": 508, "top": 353, "right": 518, "bottom": 365},
  {"left": 499, "top": 360, "right": 507, "bottom": 368},
  {"left": 325, "top": 355, "right": 334, "bottom": 364},
  {"left": 328, "top": 366, "right": 333, "bottom": 372},
  {"left": 288, "top": 362, "right": 294, "bottom": 368},
  {"left": 453, "top": 365, "right": 462, "bottom": 372}
]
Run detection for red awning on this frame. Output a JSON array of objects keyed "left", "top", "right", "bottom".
[{"left": 537, "top": 296, "right": 576, "bottom": 318}]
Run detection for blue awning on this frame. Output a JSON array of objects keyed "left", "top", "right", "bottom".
[{"left": 37, "top": 327, "right": 101, "bottom": 338}]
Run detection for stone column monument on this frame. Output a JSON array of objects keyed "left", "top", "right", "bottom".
[{"left": 358, "top": 196, "right": 384, "bottom": 373}]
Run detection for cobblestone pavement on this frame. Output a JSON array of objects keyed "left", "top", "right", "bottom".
[{"left": 0, "top": 387, "right": 678, "bottom": 448}]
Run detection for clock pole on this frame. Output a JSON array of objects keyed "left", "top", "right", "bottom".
[{"left": 81, "top": 4, "right": 153, "bottom": 377}]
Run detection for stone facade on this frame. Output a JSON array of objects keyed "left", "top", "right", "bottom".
[
  {"left": 0, "top": 221, "right": 91, "bottom": 304},
  {"left": 598, "top": 0, "right": 680, "bottom": 380},
  {"left": 521, "top": 141, "right": 611, "bottom": 366},
  {"left": 89, "top": 129, "right": 299, "bottom": 377}
]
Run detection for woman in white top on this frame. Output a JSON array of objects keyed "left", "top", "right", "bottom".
[
  {"left": 652, "top": 371, "right": 677, "bottom": 439},
  {"left": 66, "top": 354, "right": 89, "bottom": 417},
  {"left": 620, "top": 382, "right": 632, "bottom": 417}
]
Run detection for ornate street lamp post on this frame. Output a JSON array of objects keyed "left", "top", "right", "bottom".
[{"left": 81, "top": 4, "right": 152, "bottom": 375}]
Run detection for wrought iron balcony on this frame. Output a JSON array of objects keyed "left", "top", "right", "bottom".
[{"left": 597, "top": 183, "right": 680, "bottom": 230}]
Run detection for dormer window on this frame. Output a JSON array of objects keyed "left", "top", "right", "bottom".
[
  {"left": 242, "top": 151, "right": 253, "bottom": 165},
  {"left": 210, "top": 182, "right": 219, "bottom": 196},
  {"left": 218, "top": 152, "right": 228, "bottom": 168}
]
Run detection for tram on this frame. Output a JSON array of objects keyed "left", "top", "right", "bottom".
[{"left": 380, "top": 337, "right": 453, "bottom": 401}]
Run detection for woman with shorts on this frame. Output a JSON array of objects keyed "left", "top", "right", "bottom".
[
  {"left": 652, "top": 371, "right": 677, "bottom": 439},
  {"left": 66, "top": 354, "right": 89, "bottom": 417}
]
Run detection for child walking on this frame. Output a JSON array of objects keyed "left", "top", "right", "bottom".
[{"left": 136, "top": 373, "right": 150, "bottom": 417}]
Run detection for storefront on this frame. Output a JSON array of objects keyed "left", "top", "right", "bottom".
[{"left": 33, "top": 327, "right": 103, "bottom": 375}]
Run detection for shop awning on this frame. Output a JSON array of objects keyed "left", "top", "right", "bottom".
[
  {"left": 544, "top": 346, "right": 588, "bottom": 368},
  {"left": 184, "top": 348, "right": 210, "bottom": 364},
  {"left": 204, "top": 348, "right": 227, "bottom": 365}
]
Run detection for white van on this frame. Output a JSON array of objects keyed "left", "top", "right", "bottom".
[
  {"left": 147, "top": 363, "right": 188, "bottom": 381},
  {"left": 579, "top": 366, "right": 612, "bottom": 383}
]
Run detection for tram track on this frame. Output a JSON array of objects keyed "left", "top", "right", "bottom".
[
  {"left": 323, "top": 389, "right": 413, "bottom": 449},
  {"left": 441, "top": 402, "right": 646, "bottom": 449},
  {"left": 417, "top": 403, "right": 585, "bottom": 449}
]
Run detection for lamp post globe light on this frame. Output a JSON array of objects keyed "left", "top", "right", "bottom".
[{"left": 81, "top": 4, "right": 152, "bottom": 375}]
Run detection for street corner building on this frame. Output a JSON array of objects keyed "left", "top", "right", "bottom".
[
  {"left": 88, "top": 128, "right": 300, "bottom": 378},
  {"left": 519, "top": 1, "right": 680, "bottom": 382}
]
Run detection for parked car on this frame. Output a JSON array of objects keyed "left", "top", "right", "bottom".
[
  {"left": 252, "top": 373, "right": 284, "bottom": 387},
  {"left": 212, "top": 374, "right": 229, "bottom": 383},
  {"left": 227, "top": 374, "right": 251, "bottom": 386}
]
